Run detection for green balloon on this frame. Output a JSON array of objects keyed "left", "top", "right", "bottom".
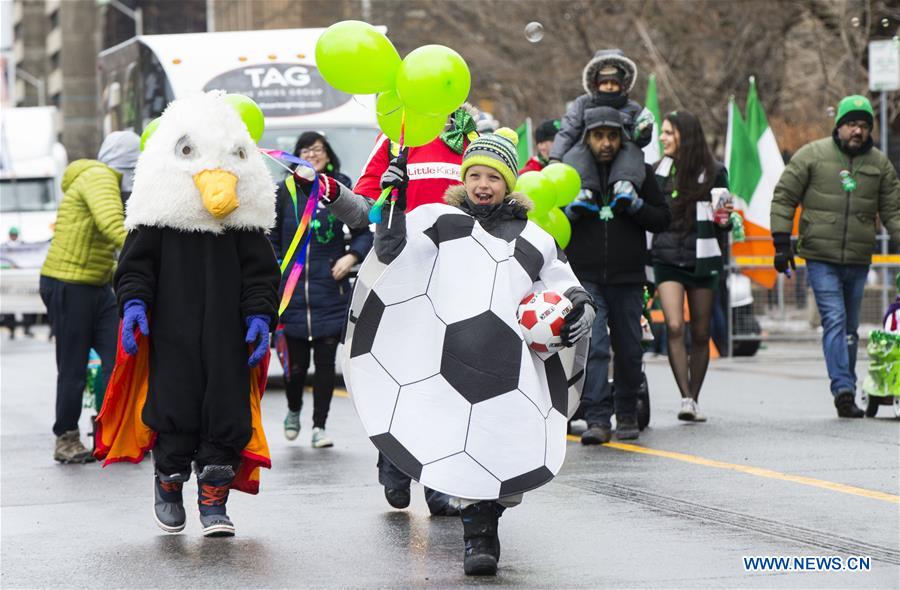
[
  {"left": 542, "top": 162, "right": 582, "bottom": 208},
  {"left": 315, "top": 20, "right": 401, "bottom": 95},
  {"left": 544, "top": 208, "right": 572, "bottom": 248},
  {"left": 515, "top": 171, "right": 555, "bottom": 216},
  {"left": 376, "top": 90, "right": 447, "bottom": 147},
  {"left": 223, "top": 94, "right": 265, "bottom": 144},
  {"left": 395, "top": 45, "right": 471, "bottom": 116},
  {"left": 140, "top": 117, "right": 161, "bottom": 152}
]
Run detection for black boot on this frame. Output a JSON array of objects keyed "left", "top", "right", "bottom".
[
  {"left": 154, "top": 469, "right": 189, "bottom": 533},
  {"left": 461, "top": 501, "right": 499, "bottom": 576},
  {"left": 834, "top": 391, "right": 864, "bottom": 418},
  {"left": 196, "top": 465, "right": 235, "bottom": 537}
]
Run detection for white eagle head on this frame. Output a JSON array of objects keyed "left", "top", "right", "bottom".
[{"left": 125, "top": 90, "right": 276, "bottom": 234}]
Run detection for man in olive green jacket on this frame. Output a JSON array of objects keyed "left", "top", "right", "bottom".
[
  {"left": 770, "top": 95, "right": 900, "bottom": 418},
  {"left": 40, "top": 130, "right": 139, "bottom": 462}
]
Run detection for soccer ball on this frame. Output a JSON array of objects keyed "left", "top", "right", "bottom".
[{"left": 517, "top": 291, "right": 573, "bottom": 353}]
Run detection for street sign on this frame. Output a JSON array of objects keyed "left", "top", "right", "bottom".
[{"left": 868, "top": 38, "right": 900, "bottom": 92}]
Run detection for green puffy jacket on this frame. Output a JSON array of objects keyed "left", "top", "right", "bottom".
[
  {"left": 770, "top": 137, "right": 900, "bottom": 266},
  {"left": 41, "top": 160, "right": 126, "bottom": 285}
]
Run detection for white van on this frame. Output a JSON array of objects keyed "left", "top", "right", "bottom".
[{"left": 0, "top": 106, "right": 67, "bottom": 316}]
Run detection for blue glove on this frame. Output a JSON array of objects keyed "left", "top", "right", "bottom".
[
  {"left": 245, "top": 315, "right": 271, "bottom": 368},
  {"left": 121, "top": 299, "right": 149, "bottom": 356},
  {"left": 611, "top": 181, "right": 643, "bottom": 213},
  {"left": 564, "top": 189, "right": 599, "bottom": 221}
]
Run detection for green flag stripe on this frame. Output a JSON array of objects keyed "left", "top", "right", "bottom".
[
  {"left": 645, "top": 73, "right": 663, "bottom": 155},
  {"left": 727, "top": 98, "right": 762, "bottom": 204}
]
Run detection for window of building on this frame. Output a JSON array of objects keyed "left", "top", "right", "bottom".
[
  {"left": 49, "top": 51, "right": 60, "bottom": 71},
  {"left": 48, "top": 9, "right": 59, "bottom": 30},
  {"left": 51, "top": 93, "right": 61, "bottom": 107}
]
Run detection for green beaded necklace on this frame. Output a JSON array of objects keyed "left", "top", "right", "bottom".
[{"left": 311, "top": 212, "right": 337, "bottom": 244}]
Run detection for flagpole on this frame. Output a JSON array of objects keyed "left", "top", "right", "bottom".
[{"left": 879, "top": 93, "right": 889, "bottom": 314}]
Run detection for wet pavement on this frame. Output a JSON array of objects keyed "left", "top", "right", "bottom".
[{"left": 2, "top": 331, "right": 898, "bottom": 589}]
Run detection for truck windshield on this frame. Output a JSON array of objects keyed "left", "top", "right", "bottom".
[
  {"left": 259, "top": 126, "right": 380, "bottom": 186},
  {"left": 0, "top": 178, "right": 57, "bottom": 213}
]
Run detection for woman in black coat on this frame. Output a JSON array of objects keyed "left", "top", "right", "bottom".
[
  {"left": 651, "top": 111, "right": 733, "bottom": 423},
  {"left": 269, "top": 132, "right": 373, "bottom": 447}
]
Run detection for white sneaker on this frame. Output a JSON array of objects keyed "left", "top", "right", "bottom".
[
  {"left": 284, "top": 410, "right": 300, "bottom": 441},
  {"left": 693, "top": 401, "right": 707, "bottom": 422},
  {"left": 677, "top": 398, "right": 696, "bottom": 421},
  {"left": 311, "top": 427, "right": 333, "bottom": 448}
]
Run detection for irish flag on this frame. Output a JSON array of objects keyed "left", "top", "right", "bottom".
[
  {"left": 643, "top": 73, "right": 662, "bottom": 164},
  {"left": 725, "top": 78, "right": 785, "bottom": 288}
]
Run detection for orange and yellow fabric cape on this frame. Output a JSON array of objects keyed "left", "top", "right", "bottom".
[{"left": 93, "top": 327, "right": 271, "bottom": 494}]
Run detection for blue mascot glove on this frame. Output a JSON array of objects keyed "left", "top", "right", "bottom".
[
  {"left": 121, "top": 299, "right": 149, "bottom": 356},
  {"left": 245, "top": 315, "right": 271, "bottom": 368}
]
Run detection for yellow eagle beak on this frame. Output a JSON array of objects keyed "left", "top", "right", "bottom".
[{"left": 193, "top": 169, "right": 239, "bottom": 219}]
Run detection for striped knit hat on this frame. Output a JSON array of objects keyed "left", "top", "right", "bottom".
[{"left": 460, "top": 127, "right": 519, "bottom": 193}]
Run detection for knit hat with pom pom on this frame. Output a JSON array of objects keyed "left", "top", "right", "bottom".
[{"left": 460, "top": 127, "right": 520, "bottom": 193}]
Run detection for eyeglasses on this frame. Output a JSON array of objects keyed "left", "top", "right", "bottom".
[
  {"left": 845, "top": 121, "right": 871, "bottom": 131},
  {"left": 299, "top": 145, "right": 325, "bottom": 157}
]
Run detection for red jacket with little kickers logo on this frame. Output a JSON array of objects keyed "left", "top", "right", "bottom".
[{"left": 353, "top": 133, "right": 469, "bottom": 212}]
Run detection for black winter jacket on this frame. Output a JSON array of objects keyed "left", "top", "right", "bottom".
[
  {"left": 269, "top": 172, "right": 373, "bottom": 340},
  {"left": 651, "top": 162, "right": 729, "bottom": 268},
  {"left": 566, "top": 163, "right": 670, "bottom": 284}
]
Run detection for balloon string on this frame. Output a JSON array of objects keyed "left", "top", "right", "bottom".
[{"left": 387, "top": 111, "right": 407, "bottom": 229}]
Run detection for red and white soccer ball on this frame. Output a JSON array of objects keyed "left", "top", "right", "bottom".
[{"left": 517, "top": 291, "right": 573, "bottom": 353}]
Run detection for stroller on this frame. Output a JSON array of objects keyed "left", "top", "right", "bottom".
[
  {"left": 860, "top": 274, "right": 900, "bottom": 418},
  {"left": 568, "top": 288, "right": 652, "bottom": 432}
]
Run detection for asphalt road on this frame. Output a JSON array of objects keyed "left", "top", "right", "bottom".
[{"left": 2, "top": 331, "right": 898, "bottom": 589}]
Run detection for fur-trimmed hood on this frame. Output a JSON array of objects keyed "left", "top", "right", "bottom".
[
  {"left": 125, "top": 91, "right": 276, "bottom": 234},
  {"left": 443, "top": 184, "right": 534, "bottom": 214},
  {"left": 582, "top": 48, "right": 638, "bottom": 96}
]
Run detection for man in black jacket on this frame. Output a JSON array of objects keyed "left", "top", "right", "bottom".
[{"left": 564, "top": 107, "right": 670, "bottom": 442}]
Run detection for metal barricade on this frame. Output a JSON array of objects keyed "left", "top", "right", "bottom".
[{"left": 727, "top": 234, "right": 899, "bottom": 354}]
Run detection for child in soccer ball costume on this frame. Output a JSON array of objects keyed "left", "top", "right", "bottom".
[{"left": 364, "top": 129, "right": 594, "bottom": 575}]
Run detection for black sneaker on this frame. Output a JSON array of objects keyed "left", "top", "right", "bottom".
[
  {"left": 581, "top": 424, "right": 612, "bottom": 445},
  {"left": 384, "top": 486, "right": 410, "bottom": 509},
  {"left": 834, "top": 391, "right": 864, "bottom": 418},
  {"left": 616, "top": 417, "right": 640, "bottom": 440}
]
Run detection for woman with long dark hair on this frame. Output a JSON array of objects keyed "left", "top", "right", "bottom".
[
  {"left": 652, "top": 111, "right": 733, "bottom": 422},
  {"left": 269, "top": 131, "right": 373, "bottom": 447}
]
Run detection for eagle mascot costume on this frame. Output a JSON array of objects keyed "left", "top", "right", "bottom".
[{"left": 94, "top": 91, "right": 280, "bottom": 537}]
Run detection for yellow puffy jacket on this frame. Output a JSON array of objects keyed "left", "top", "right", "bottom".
[{"left": 41, "top": 160, "right": 125, "bottom": 285}]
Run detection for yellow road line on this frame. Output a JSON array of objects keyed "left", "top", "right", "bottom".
[
  {"left": 331, "top": 387, "right": 896, "bottom": 504},
  {"left": 566, "top": 435, "right": 900, "bottom": 505}
]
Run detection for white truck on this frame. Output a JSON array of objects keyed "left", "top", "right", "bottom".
[
  {"left": 0, "top": 106, "right": 68, "bottom": 316},
  {"left": 97, "top": 28, "right": 380, "bottom": 179},
  {"left": 98, "top": 29, "right": 383, "bottom": 383}
]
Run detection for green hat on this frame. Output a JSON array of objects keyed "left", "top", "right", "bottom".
[
  {"left": 834, "top": 95, "right": 874, "bottom": 128},
  {"left": 8, "top": 227, "right": 19, "bottom": 235},
  {"left": 460, "top": 127, "right": 520, "bottom": 193}
]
